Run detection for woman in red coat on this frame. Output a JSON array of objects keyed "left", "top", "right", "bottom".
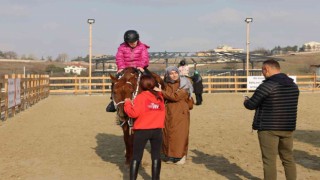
[{"left": 124, "top": 75, "right": 165, "bottom": 180}]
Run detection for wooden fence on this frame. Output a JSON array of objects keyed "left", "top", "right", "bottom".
[
  {"left": 0, "top": 74, "right": 50, "bottom": 120},
  {"left": 49, "top": 74, "right": 320, "bottom": 94}
]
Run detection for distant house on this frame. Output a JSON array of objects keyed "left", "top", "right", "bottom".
[
  {"left": 214, "top": 45, "right": 244, "bottom": 53},
  {"left": 303, "top": 41, "right": 320, "bottom": 52},
  {"left": 64, "top": 65, "right": 87, "bottom": 75},
  {"left": 196, "top": 45, "right": 243, "bottom": 56}
]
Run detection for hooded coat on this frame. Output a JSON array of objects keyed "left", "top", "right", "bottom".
[{"left": 161, "top": 78, "right": 190, "bottom": 158}]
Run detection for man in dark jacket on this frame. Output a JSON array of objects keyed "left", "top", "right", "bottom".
[
  {"left": 244, "top": 59, "right": 299, "bottom": 180},
  {"left": 191, "top": 70, "right": 204, "bottom": 105}
]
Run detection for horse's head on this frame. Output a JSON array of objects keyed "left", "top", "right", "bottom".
[{"left": 110, "top": 71, "right": 138, "bottom": 121}]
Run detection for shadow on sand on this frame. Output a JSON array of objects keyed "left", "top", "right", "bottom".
[
  {"left": 94, "top": 133, "right": 151, "bottom": 180},
  {"left": 191, "top": 149, "right": 260, "bottom": 180},
  {"left": 294, "top": 149, "right": 320, "bottom": 171},
  {"left": 294, "top": 130, "right": 320, "bottom": 148}
]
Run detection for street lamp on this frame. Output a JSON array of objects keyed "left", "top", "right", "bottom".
[
  {"left": 245, "top": 17, "right": 253, "bottom": 92},
  {"left": 87, "top": 19, "right": 95, "bottom": 94}
]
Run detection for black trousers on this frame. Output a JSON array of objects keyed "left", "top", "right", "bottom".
[
  {"left": 195, "top": 93, "right": 203, "bottom": 104},
  {"left": 132, "top": 129, "right": 163, "bottom": 161}
]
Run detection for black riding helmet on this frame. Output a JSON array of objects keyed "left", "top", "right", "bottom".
[
  {"left": 179, "top": 59, "right": 186, "bottom": 66},
  {"left": 124, "top": 30, "right": 139, "bottom": 43}
]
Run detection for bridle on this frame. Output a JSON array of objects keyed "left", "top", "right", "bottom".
[{"left": 112, "top": 72, "right": 141, "bottom": 130}]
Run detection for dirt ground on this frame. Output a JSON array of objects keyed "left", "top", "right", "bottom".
[{"left": 0, "top": 93, "right": 319, "bottom": 180}]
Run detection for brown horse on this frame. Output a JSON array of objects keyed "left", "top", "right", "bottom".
[{"left": 110, "top": 67, "right": 164, "bottom": 164}]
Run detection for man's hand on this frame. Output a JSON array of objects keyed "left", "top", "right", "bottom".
[{"left": 243, "top": 95, "right": 249, "bottom": 102}]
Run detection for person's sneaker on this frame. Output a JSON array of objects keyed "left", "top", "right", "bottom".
[
  {"left": 106, "top": 101, "right": 116, "bottom": 112},
  {"left": 175, "top": 155, "right": 186, "bottom": 165}
]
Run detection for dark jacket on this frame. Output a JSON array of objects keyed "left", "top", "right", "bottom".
[
  {"left": 244, "top": 73, "right": 299, "bottom": 131},
  {"left": 191, "top": 74, "right": 204, "bottom": 94}
]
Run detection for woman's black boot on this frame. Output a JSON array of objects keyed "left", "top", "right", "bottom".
[
  {"left": 152, "top": 159, "right": 161, "bottom": 180},
  {"left": 130, "top": 160, "right": 140, "bottom": 180}
]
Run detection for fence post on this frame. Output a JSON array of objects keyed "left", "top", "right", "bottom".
[
  {"left": 234, "top": 74, "right": 238, "bottom": 93},
  {"left": 102, "top": 75, "right": 105, "bottom": 95},
  {"left": 313, "top": 73, "right": 316, "bottom": 92},
  {"left": 74, "top": 75, "right": 78, "bottom": 95},
  {"left": 208, "top": 74, "right": 212, "bottom": 93}
]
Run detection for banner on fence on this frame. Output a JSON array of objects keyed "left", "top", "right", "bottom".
[
  {"left": 15, "top": 78, "right": 21, "bottom": 105},
  {"left": 247, "top": 76, "right": 297, "bottom": 90},
  {"left": 8, "top": 78, "right": 21, "bottom": 108}
]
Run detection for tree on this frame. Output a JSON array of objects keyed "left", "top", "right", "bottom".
[
  {"left": 0, "top": 50, "right": 4, "bottom": 58},
  {"left": 21, "top": 54, "right": 27, "bottom": 60},
  {"left": 3, "top": 51, "right": 18, "bottom": 59},
  {"left": 251, "top": 47, "right": 271, "bottom": 56},
  {"left": 55, "top": 53, "right": 69, "bottom": 62},
  {"left": 45, "top": 64, "right": 65, "bottom": 74},
  {"left": 27, "top": 54, "right": 37, "bottom": 60},
  {"left": 47, "top": 56, "right": 53, "bottom": 62}
]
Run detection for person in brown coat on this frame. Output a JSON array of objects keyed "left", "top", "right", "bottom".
[{"left": 154, "top": 66, "right": 193, "bottom": 165}]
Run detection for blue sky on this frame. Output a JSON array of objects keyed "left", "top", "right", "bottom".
[{"left": 0, "top": 0, "right": 319, "bottom": 59}]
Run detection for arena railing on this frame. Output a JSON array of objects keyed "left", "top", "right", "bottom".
[
  {"left": 0, "top": 74, "right": 50, "bottom": 121},
  {"left": 48, "top": 74, "right": 320, "bottom": 94}
]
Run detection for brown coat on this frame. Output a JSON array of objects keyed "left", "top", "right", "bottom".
[{"left": 161, "top": 81, "right": 190, "bottom": 158}]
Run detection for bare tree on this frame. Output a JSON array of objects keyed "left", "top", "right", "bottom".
[
  {"left": 27, "top": 54, "right": 37, "bottom": 60},
  {"left": 55, "top": 53, "right": 69, "bottom": 62},
  {"left": 21, "top": 54, "right": 27, "bottom": 60},
  {"left": 3, "top": 51, "right": 18, "bottom": 59},
  {"left": 47, "top": 56, "right": 53, "bottom": 62}
]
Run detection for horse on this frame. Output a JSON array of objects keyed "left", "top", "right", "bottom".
[{"left": 109, "top": 67, "right": 164, "bottom": 165}]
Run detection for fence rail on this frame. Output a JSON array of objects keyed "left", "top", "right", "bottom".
[
  {"left": 49, "top": 74, "right": 320, "bottom": 94},
  {"left": 0, "top": 74, "right": 50, "bottom": 120}
]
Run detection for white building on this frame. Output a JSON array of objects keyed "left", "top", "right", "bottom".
[
  {"left": 303, "top": 41, "right": 320, "bottom": 52},
  {"left": 64, "top": 65, "right": 87, "bottom": 75},
  {"left": 214, "top": 45, "right": 244, "bottom": 53}
]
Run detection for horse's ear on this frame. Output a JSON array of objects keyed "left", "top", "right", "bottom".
[{"left": 109, "top": 74, "right": 118, "bottom": 83}]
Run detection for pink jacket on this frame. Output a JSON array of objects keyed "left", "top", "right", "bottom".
[
  {"left": 116, "top": 41, "right": 150, "bottom": 70},
  {"left": 178, "top": 65, "right": 189, "bottom": 76}
]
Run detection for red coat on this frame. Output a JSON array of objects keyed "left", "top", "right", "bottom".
[
  {"left": 124, "top": 91, "right": 165, "bottom": 130},
  {"left": 115, "top": 41, "right": 150, "bottom": 70}
]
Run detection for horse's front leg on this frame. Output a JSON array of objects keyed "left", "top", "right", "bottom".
[{"left": 122, "top": 124, "right": 133, "bottom": 165}]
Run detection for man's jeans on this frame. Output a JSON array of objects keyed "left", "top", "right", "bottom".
[{"left": 258, "top": 130, "right": 297, "bottom": 180}]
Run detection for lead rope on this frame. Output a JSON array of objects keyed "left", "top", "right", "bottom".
[{"left": 128, "top": 72, "right": 142, "bottom": 135}]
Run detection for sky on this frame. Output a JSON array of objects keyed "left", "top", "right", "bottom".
[{"left": 1, "top": 0, "right": 319, "bottom": 60}]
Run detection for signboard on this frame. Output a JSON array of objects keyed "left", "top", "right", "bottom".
[
  {"left": 7, "top": 78, "right": 21, "bottom": 108},
  {"left": 8, "top": 79, "right": 15, "bottom": 108},
  {"left": 247, "top": 76, "right": 297, "bottom": 90},
  {"left": 15, "top": 78, "right": 21, "bottom": 105}
]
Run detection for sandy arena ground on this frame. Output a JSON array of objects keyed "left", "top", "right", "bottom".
[{"left": 0, "top": 93, "right": 319, "bottom": 180}]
